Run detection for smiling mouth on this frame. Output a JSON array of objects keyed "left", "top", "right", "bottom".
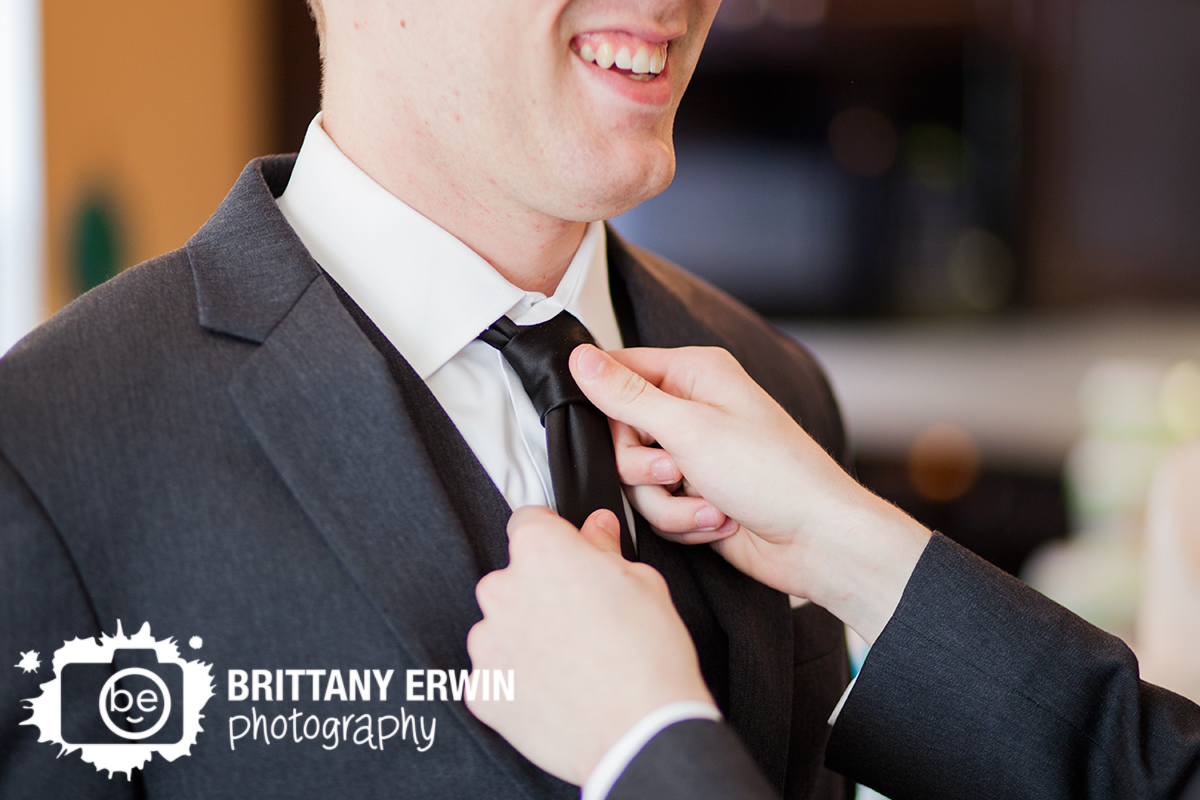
[
  {"left": 571, "top": 32, "right": 668, "bottom": 82},
  {"left": 126, "top": 715, "right": 145, "bottom": 724}
]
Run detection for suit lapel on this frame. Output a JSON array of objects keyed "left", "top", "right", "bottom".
[
  {"left": 228, "top": 275, "right": 483, "bottom": 672},
  {"left": 229, "top": 277, "right": 564, "bottom": 798},
  {"left": 325, "top": 275, "right": 512, "bottom": 577},
  {"left": 608, "top": 227, "right": 796, "bottom": 791},
  {"left": 189, "top": 157, "right": 567, "bottom": 799}
]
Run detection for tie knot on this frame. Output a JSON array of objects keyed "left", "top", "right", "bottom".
[{"left": 479, "top": 311, "right": 597, "bottom": 421}]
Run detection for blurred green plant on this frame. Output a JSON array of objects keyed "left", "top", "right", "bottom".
[{"left": 73, "top": 193, "right": 122, "bottom": 294}]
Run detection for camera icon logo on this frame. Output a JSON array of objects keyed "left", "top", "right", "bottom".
[
  {"left": 58, "top": 648, "right": 184, "bottom": 745},
  {"left": 21, "top": 622, "right": 214, "bottom": 778}
]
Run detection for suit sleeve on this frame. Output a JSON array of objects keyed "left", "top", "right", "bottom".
[
  {"left": 827, "top": 533, "right": 1200, "bottom": 800},
  {"left": 607, "top": 719, "right": 781, "bottom": 800},
  {"left": 0, "top": 452, "right": 134, "bottom": 800}
]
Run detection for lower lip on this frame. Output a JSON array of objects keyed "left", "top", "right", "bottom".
[{"left": 574, "top": 53, "right": 672, "bottom": 107}]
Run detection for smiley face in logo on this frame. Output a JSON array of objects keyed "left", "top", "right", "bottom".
[{"left": 99, "top": 667, "right": 174, "bottom": 740}]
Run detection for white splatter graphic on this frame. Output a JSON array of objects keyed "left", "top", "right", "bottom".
[
  {"left": 188, "top": 636, "right": 203, "bottom": 650},
  {"left": 21, "top": 621, "right": 215, "bottom": 779},
  {"left": 15, "top": 650, "right": 41, "bottom": 674}
]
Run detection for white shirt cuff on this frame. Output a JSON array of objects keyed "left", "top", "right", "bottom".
[
  {"left": 580, "top": 700, "right": 723, "bottom": 800},
  {"left": 827, "top": 675, "right": 858, "bottom": 725}
]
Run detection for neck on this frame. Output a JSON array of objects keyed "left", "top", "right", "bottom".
[{"left": 320, "top": 107, "right": 587, "bottom": 297}]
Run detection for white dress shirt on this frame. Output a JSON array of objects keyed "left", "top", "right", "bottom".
[
  {"left": 277, "top": 114, "right": 627, "bottom": 518},
  {"left": 276, "top": 114, "right": 717, "bottom": 797}
]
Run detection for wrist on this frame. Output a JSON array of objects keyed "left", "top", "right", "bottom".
[{"left": 799, "top": 493, "right": 930, "bottom": 643}]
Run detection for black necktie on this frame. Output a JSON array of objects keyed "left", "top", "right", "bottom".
[{"left": 480, "top": 311, "right": 636, "bottom": 560}]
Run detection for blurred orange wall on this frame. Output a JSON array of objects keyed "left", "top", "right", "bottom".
[{"left": 42, "top": 0, "right": 270, "bottom": 316}]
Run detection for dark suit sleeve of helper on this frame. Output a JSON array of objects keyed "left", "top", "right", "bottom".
[
  {"left": 608, "top": 719, "right": 782, "bottom": 800},
  {"left": 827, "top": 532, "right": 1200, "bottom": 800}
]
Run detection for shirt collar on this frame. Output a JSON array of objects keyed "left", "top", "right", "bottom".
[{"left": 276, "top": 114, "right": 620, "bottom": 380}]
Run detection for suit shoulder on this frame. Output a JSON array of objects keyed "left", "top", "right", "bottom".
[
  {"left": 3, "top": 248, "right": 197, "bottom": 368},
  {"left": 627, "top": 243, "right": 846, "bottom": 462},
  {"left": 625, "top": 242, "right": 819, "bottom": 366},
  {"left": 626, "top": 244, "right": 775, "bottom": 340},
  {"left": 0, "top": 247, "right": 245, "bottom": 431}
]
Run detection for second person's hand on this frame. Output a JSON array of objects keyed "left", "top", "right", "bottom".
[{"left": 569, "top": 343, "right": 930, "bottom": 643}]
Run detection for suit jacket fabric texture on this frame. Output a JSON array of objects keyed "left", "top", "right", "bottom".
[
  {"left": 828, "top": 533, "right": 1200, "bottom": 800},
  {"left": 0, "top": 155, "right": 849, "bottom": 799},
  {"left": 607, "top": 533, "right": 1200, "bottom": 800},
  {"left": 609, "top": 718, "right": 780, "bottom": 800}
]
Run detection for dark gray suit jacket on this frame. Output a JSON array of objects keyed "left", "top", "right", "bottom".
[
  {"left": 610, "top": 534, "right": 1200, "bottom": 800},
  {"left": 0, "top": 156, "right": 849, "bottom": 799}
]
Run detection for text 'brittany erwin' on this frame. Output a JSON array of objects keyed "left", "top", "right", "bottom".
[
  {"left": 225, "top": 669, "right": 515, "bottom": 752},
  {"left": 226, "top": 668, "right": 515, "bottom": 703}
]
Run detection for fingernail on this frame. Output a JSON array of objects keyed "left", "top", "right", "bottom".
[
  {"left": 595, "top": 509, "right": 620, "bottom": 536},
  {"left": 576, "top": 344, "right": 605, "bottom": 379},
  {"left": 695, "top": 507, "right": 722, "bottom": 530},
  {"left": 651, "top": 457, "right": 678, "bottom": 482}
]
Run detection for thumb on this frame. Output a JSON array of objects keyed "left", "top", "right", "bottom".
[
  {"left": 577, "top": 508, "right": 623, "bottom": 557},
  {"left": 570, "top": 345, "right": 679, "bottom": 441}
]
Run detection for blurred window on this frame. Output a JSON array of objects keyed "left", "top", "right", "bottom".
[{"left": 0, "top": 0, "right": 45, "bottom": 353}]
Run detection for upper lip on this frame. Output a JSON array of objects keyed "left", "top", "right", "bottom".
[{"left": 573, "top": 24, "right": 686, "bottom": 44}]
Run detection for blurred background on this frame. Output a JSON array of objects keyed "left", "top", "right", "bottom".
[{"left": 2, "top": 0, "right": 1200, "bottom": 723}]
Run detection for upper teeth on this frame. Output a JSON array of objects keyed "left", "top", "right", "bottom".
[
  {"left": 596, "top": 42, "right": 615, "bottom": 69},
  {"left": 576, "top": 40, "right": 667, "bottom": 75}
]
